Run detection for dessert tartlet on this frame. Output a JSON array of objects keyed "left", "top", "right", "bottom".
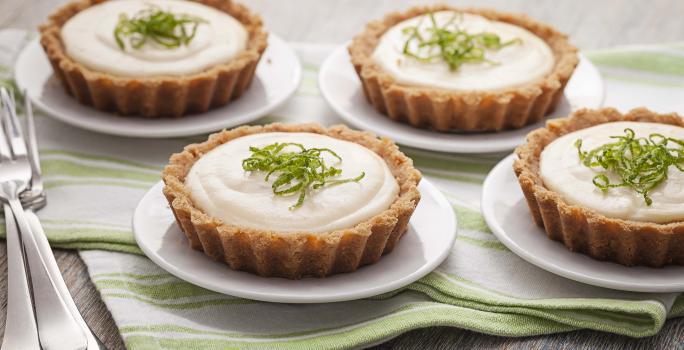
[
  {"left": 162, "top": 123, "right": 421, "bottom": 279},
  {"left": 514, "top": 108, "right": 684, "bottom": 267},
  {"left": 40, "top": 0, "right": 268, "bottom": 118},
  {"left": 349, "top": 5, "right": 578, "bottom": 132}
]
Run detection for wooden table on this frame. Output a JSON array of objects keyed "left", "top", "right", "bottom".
[{"left": 2, "top": 1, "right": 684, "bottom": 349}]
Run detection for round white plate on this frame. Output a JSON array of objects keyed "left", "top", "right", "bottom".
[
  {"left": 482, "top": 154, "right": 684, "bottom": 293},
  {"left": 319, "top": 46, "right": 604, "bottom": 154},
  {"left": 134, "top": 179, "right": 457, "bottom": 303},
  {"left": 15, "top": 35, "right": 301, "bottom": 138}
]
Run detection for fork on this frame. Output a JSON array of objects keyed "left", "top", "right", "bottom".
[
  {"left": 0, "top": 91, "right": 38, "bottom": 349},
  {"left": 0, "top": 88, "right": 40, "bottom": 350},
  {"left": 0, "top": 88, "right": 88, "bottom": 350},
  {"left": 19, "top": 89, "right": 106, "bottom": 349}
]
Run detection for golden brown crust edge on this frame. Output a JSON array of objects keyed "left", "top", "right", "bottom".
[
  {"left": 348, "top": 5, "right": 579, "bottom": 132},
  {"left": 514, "top": 108, "right": 684, "bottom": 267},
  {"left": 39, "top": 0, "right": 268, "bottom": 118},
  {"left": 162, "top": 123, "right": 422, "bottom": 279}
]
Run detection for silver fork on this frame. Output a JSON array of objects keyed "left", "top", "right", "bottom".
[
  {"left": 19, "top": 90, "right": 105, "bottom": 350},
  {"left": 0, "top": 88, "right": 88, "bottom": 350},
  {"left": 0, "top": 89, "right": 39, "bottom": 350}
]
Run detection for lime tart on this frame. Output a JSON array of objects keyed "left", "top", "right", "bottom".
[
  {"left": 162, "top": 123, "right": 421, "bottom": 278},
  {"left": 514, "top": 108, "right": 684, "bottom": 267},
  {"left": 40, "top": 0, "right": 268, "bottom": 118},
  {"left": 349, "top": 5, "right": 578, "bottom": 132}
]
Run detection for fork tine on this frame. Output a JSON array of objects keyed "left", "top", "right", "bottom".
[
  {"left": 22, "top": 89, "right": 42, "bottom": 193},
  {"left": 0, "top": 88, "right": 27, "bottom": 158},
  {"left": 0, "top": 89, "right": 14, "bottom": 162},
  {"left": 1, "top": 88, "right": 15, "bottom": 114}
]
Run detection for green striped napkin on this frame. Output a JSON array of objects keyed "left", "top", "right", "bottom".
[{"left": 2, "top": 28, "right": 684, "bottom": 349}]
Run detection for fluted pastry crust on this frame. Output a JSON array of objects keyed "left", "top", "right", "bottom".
[
  {"left": 349, "top": 5, "right": 578, "bottom": 132},
  {"left": 514, "top": 108, "right": 684, "bottom": 267},
  {"left": 39, "top": 0, "right": 268, "bottom": 118},
  {"left": 162, "top": 123, "right": 422, "bottom": 279}
]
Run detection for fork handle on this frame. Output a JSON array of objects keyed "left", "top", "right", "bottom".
[
  {"left": 25, "top": 210, "right": 105, "bottom": 350},
  {"left": 1, "top": 203, "right": 40, "bottom": 350},
  {"left": 7, "top": 196, "right": 88, "bottom": 350}
]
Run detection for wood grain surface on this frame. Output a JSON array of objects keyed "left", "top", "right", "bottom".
[{"left": 2, "top": 1, "right": 684, "bottom": 349}]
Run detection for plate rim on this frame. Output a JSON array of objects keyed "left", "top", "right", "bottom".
[
  {"left": 481, "top": 153, "right": 684, "bottom": 293},
  {"left": 318, "top": 44, "right": 605, "bottom": 154},
  {"left": 133, "top": 178, "right": 457, "bottom": 303},
  {"left": 15, "top": 34, "right": 302, "bottom": 138}
]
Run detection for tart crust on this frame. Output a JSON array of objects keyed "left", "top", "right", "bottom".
[
  {"left": 162, "top": 123, "right": 422, "bottom": 279},
  {"left": 39, "top": 0, "right": 268, "bottom": 118},
  {"left": 349, "top": 5, "right": 578, "bottom": 132},
  {"left": 514, "top": 108, "right": 684, "bottom": 267}
]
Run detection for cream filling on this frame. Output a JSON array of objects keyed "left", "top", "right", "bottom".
[
  {"left": 540, "top": 122, "right": 684, "bottom": 223},
  {"left": 185, "top": 132, "right": 400, "bottom": 233},
  {"left": 371, "top": 11, "right": 555, "bottom": 91},
  {"left": 61, "top": 0, "right": 247, "bottom": 77}
]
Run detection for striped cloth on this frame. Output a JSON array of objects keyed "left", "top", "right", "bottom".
[{"left": 2, "top": 28, "right": 684, "bottom": 349}]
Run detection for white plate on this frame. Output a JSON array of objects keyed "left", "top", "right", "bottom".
[
  {"left": 15, "top": 35, "right": 301, "bottom": 138},
  {"left": 482, "top": 154, "right": 684, "bottom": 293},
  {"left": 133, "top": 179, "right": 457, "bottom": 303},
  {"left": 319, "top": 46, "right": 605, "bottom": 154}
]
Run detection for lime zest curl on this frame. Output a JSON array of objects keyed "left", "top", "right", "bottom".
[
  {"left": 401, "top": 12, "right": 522, "bottom": 71},
  {"left": 114, "top": 6, "right": 207, "bottom": 50},
  {"left": 242, "top": 142, "right": 365, "bottom": 210},
  {"left": 575, "top": 128, "right": 684, "bottom": 206}
]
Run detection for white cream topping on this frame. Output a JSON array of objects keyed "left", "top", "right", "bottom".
[
  {"left": 371, "top": 11, "right": 555, "bottom": 91},
  {"left": 61, "top": 0, "right": 247, "bottom": 77},
  {"left": 185, "top": 132, "right": 400, "bottom": 233},
  {"left": 540, "top": 122, "right": 684, "bottom": 223}
]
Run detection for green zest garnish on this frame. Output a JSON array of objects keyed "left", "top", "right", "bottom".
[
  {"left": 242, "top": 143, "right": 365, "bottom": 210},
  {"left": 114, "top": 6, "right": 206, "bottom": 50},
  {"left": 402, "top": 12, "right": 521, "bottom": 71},
  {"left": 575, "top": 128, "right": 684, "bottom": 206}
]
